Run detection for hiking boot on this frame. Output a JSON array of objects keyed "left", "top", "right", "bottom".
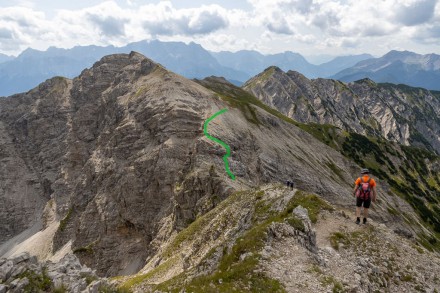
[
  {"left": 355, "top": 217, "right": 360, "bottom": 225},
  {"left": 363, "top": 218, "right": 367, "bottom": 224}
]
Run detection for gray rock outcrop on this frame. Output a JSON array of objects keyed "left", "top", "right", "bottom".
[
  {"left": 244, "top": 67, "right": 440, "bottom": 153},
  {"left": 0, "top": 252, "right": 115, "bottom": 293}
]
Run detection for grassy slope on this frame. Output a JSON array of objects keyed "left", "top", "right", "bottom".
[{"left": 120, "top": 186, "right": 333, "bottom": 292}]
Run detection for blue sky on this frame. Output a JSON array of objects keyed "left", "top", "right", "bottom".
[{"left": 0, "top": 0, "right": 439, "bottom": 60}]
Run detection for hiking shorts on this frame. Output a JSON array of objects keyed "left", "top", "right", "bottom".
[{"left": 356, "top": 197, "right": 371, "bottom": 208}]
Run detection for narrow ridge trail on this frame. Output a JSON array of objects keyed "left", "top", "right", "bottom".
[{"left": 203, "top": 108, "right": 235, "bottom": 180}]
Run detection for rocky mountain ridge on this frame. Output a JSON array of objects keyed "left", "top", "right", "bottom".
[
  {"left": 332, "top": 50, "right": 440, "bottom": 90},
  {"left": 0, "top": 52, "right": 439, "bottom": 292},
  {"left": 0, "top": 54, "right": 12, "bottom": 64},
  {"left": 244, "top": 66, "right": 440, "bottom": 154}
]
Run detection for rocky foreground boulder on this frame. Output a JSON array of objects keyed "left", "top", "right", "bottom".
[{"left": 0, "top": 252, "right": 117, "bottom": 292}]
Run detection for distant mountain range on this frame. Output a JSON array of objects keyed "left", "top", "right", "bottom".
[
  {"left": 0, "top": 41, "right": 248, "bottom": 97},
  {"left": 332, "top": 50, "right": 440, "bottom": 90},
  {"left": 0, "top": 41, "right": 438, "bottom": 96},
  {"left": 211, "top": 50, "right": 372, "bottom": 79},
  {"left": 0, "top": 53, "right": 13, "bottom": 64}
]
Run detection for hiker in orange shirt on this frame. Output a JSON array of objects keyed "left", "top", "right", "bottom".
[{"left": 353, "top": 168, "right": 377, "bottom": 224}]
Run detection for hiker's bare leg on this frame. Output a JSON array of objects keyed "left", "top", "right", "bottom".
[
  {"left": 356, "top": 207, "right": 361, "bottom": 217},
  {"left": 363, "top": 208, "right": 369, "bottom": 218}
]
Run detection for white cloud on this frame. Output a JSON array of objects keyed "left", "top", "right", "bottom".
[
  {"left": 0, "top": 0, "right": 439, "bottom": 56},
  {"left": 138, "top": 2, "right": 230, "bottom": 36},
  {"left": 0, "top": 7, "right": 50, "bottom": 51},
  {"left": 83, "top": 2, "right": 129, "bottom": 37},
  {"left": 0, "top": 1, "right": 235, "bottom": 54},
  {"left": 265, "top": 12, "right": 294, "bottom": 34},
  {"left": 0, "top": 28, "right": 13, "bottom": 39},
  {"left": 394, "top": 0, "right": 437, "bottom": 26}
]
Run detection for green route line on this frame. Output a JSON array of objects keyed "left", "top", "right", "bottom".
[{"left": 203, "top": 108, "right": 236, "bottom": 180}]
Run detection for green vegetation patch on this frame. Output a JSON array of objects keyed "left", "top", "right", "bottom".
[
  {"left": 417, "top": 232, "right": 440, "bottom": 252},
  {"left": 387, "top": 206, "right": 399, "bottom": 216},
  {"left": 286, "top": 215, "right": 305, "bottom": 232},
  {"left": 73, "top": 241, "right": 96, "bottom": 255},
  {"left": 320, "top": 275, "right": 344, "bottom": 293},
  {"left": 182, "top": 223, "right": 284, "bottom": 292},
  {"left": 329, "top": 232, "right": 351, "bottom": 251},
  {"left": 162, "top": 190, "right": 249, "bottom": 258},
  {"left": 121, "top": 257, "right": 178, "bottom": 291},
  {"left": 308, "top": 264, "right": 344, "bottom": 293},
  {"left": 154, "top": 217, "right": 285, "bottom": 293},
  {"left": 19, "top": 268, "right": 53, "bottom": 292},
  {"left": 401, "top": 274, "right": 414, "bottom": 282},
  {"left": 296, "top": 123, "right": 342, "bottom": 148},
  {"left": 325, "top": 160, "right": 345, "bottom": 182},
  {"left": 329, "top": 227, "right": 375, "bottom": 251},
  {"left": 287, "top": 191, "right": 334, "bottom": 223}
]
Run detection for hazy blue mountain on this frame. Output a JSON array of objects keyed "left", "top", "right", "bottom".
[
  {"left": 0, "top": 41, "right": 248, "bottom": 96},
  {"left": 210, "top": 50, "right": 372, "bottom": 78},
  {"left": 1, "top": 42, "right": 436, "bottom": 96},
  {"left": 0, "top": 53, "right": 13, "bottom": 64},
  {"left": 0, "top": 46, "right": 122, "bottom": 97},
  {"left": 125, "top": 40, "right": 248, "bottom": 82},
  {"left": 316, "top": 54, "right": 373, "bottom": 77},
  {"left": 332, "top": 50, "right": 440, "bottom": 90},
  {"left": 211, "top": 50, "right": 317, "bottom": 77}
]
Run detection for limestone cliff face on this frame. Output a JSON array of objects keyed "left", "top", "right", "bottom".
[
  {"left": 49, "top": 52, "right": 225, "bottom": 276},
  {"left": 243, "top": 67, "right": 440, "bottom": 153},
  {"left": 0, "top": 76, "right": 72, "bottom": 244}
]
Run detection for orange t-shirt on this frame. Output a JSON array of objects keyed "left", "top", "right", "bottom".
[{"left": 355, "top": 175, "right": 376, "bottom": 187}]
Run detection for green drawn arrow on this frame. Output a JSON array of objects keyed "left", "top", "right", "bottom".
[{"left": 203, "top": 108, "right": 236, "bottom": 180}]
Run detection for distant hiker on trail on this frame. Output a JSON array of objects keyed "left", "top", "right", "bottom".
[
  {"left": 353, "top": 168, "right": 377, "bottom": 224},
  {"left": 286, "top": 180, "right": 294, "bottom": 190}
]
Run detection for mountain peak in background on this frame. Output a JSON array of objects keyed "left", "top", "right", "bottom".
[
  {"left": 0, "top": 41, "right": 438, "bottom": 96},
  {"left": 332, "top": 50, "right": 440, "bottom": 89},
  {"left": 244, "top": 65, "right": 440, "bottom": 153},
  {"left": 0, "top": 40, "right": 374, "bottom": 97},
  {"left": 0, "top": 53, "right": 13, "bottom": 63}
]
